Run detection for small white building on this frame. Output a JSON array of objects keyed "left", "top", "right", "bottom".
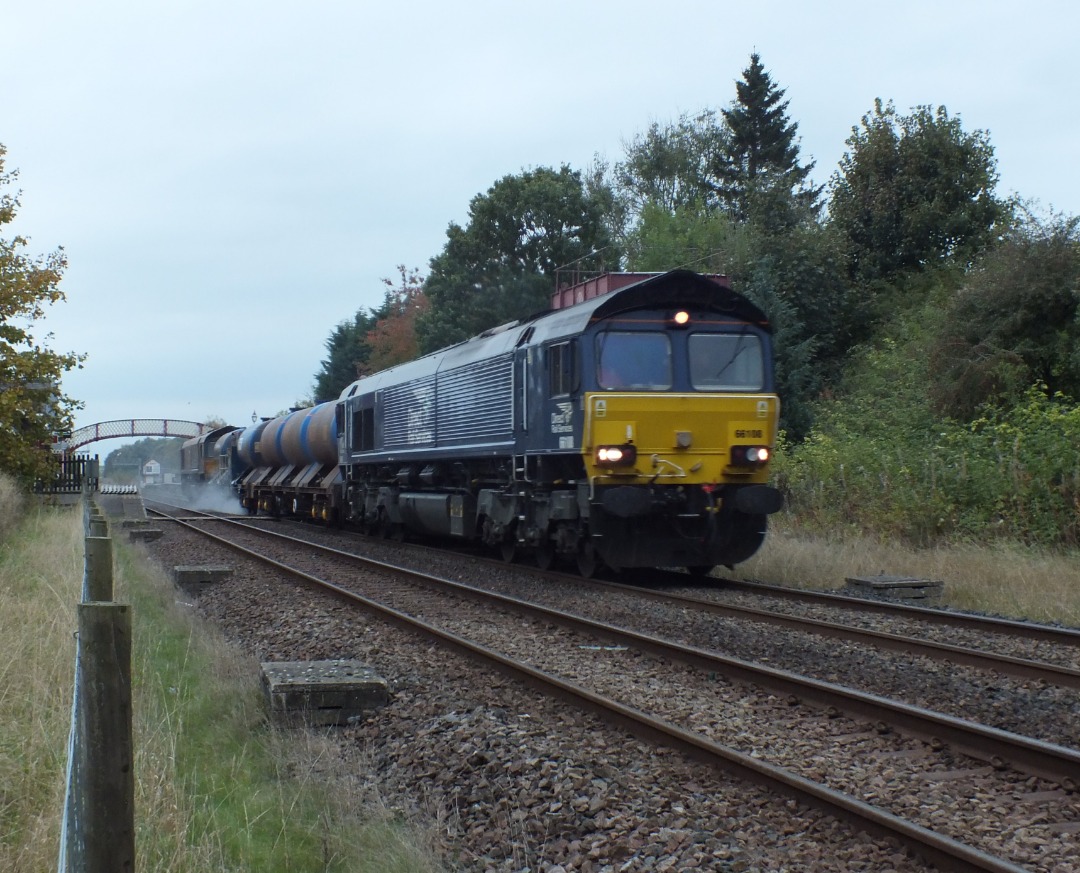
[{"left": 142, "top": 459, "right": 162, "bottom": 485}]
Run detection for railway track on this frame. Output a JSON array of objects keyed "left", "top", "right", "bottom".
[
  {"left": 143, "top": 501, "right": 1080, "bottom": 870},
  {"left": 710, "top": 576, "right": 1080, "bottom": 649}
]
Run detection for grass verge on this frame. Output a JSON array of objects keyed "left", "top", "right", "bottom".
[
  {"left": 735, "top": 514, "right": 1080, "bottom": 626},
  {"left": 0, "top": 496, "right": 442, "bottom": 872}
]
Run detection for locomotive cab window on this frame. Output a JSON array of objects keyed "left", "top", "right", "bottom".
[
  {"left": 597, "top": 332, "right": 672, "bottom": 390},
  {"left": 548, "top": 340, "right": 577, "bottom": 396},
  {"left": 689, "top": 332, "right": 764, "bottom": 391}
]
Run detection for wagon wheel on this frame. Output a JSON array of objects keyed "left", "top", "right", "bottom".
[{"left": 686, "top": 565, "right": 716, "bottom": 579}]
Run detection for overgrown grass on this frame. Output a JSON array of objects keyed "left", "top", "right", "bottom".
[
  {"left": 735, "top": 514, "right": 1080, "bottom": 626},
  {"left": 0, "top": 497, "right": 80, "bottom": 873},
  {"left": 0, "top": 472, "right": 26, "bottom": 542},
  {"left": 0, "top": 490, "right": 442, "bottom": 872}
]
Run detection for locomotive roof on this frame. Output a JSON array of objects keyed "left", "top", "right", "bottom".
[
  {"left": 338, "top": 269, "right": 770, "bottom": 400},
  {"left": 587, "top": 269, "right": 770, "bottom": 330}
]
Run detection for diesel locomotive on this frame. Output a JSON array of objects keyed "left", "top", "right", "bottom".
[{"left": 182, "top": 269, "right": 783, "bottom": 576}]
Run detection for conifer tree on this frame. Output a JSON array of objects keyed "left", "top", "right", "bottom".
[{"left": 713, "top": 53, "right": 821, "bottom": 223}]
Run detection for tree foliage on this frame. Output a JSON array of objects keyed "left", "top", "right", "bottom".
[
  {"left": 0, "top": 144, "right": 85, "bottom": 482},
  {"left": 610, "top": 54, "right": 819, "bottom": 234},
  {"left": 313, "top": 266, "right": 431, "bottom": 401},
  {"left": 416, "top": 165, "right": 615, "bottom": 353},
  {"left": 929, "top": 207, "right": 1080, "bottom": 419},
  {"left": 103, "top": 437, "right": 183, "bottom": 483},
  {"left": 312, "top": 309, "right": 377, "bottom": 402},
  {"left": 713, "top": 52, "right": 821, "bottom": 223},
  {"left": 829, "top": 100, "right": 1009, "bottom": 285},
  {"left": 613, "top": 111, "right": 727, "bottom": 217},
  {"left": 363, "top": 266, "right": 429, "bottom": 375}
]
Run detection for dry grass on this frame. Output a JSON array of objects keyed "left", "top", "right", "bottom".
[
  {"left": 735, "top": 516, "right": 1080, "bottom": 626},
  {"left": 0, "top": 473, "right": 27, "bottom": 542},
  {"left": 0, "top": 499, "right": 81, "bottom": 873},
  {"left": 0, "top": 490, "right": 443, "bottom": 872}
]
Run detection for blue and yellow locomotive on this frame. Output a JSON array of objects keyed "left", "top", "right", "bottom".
[{"left": 336, "top": 269, "right": 782, "bottom": 575}]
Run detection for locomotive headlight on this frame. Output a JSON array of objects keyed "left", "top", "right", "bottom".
[
  {"left": 730, "top": 445, "right": 771, "bottom": 466},
  {"left": 596, "top": 443, "right": 637, "bottom": 467},
  {"left": 672, "top": 310, "right": 690, "bottom": 326}
]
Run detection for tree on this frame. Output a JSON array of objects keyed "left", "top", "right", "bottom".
[
  {"left": 363, "top": 266, "right": 429, "bottom": 374},
  {"left": 416, "top": 165, "right": 615, "bottom": 353},
  {"left": 312, "top": 266, "right": 430, "bottom": 400},
  {"left": 0, "top": 144, "right": 84, "bottom": 482},
  {"left": 829, "top": 100, "right": 1009, "bottom": 286},
  {"left": 713, "top": 53, "right": 821, "bottom": 223},
  {"left": 929, "top": 206, "right": 1080, "bottom": 419},
  {"left": 103, "top": 437, "right": 183, "bottom": 483},
  {"left": 613, "top": 111, "right": 728, "bottom": 217},
  {"left": 312, "top": 309, "right": 377, "bottom": 402}
]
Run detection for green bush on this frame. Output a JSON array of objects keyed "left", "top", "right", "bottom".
[{"left": 778, "top": 380, "right": 1080, "bottom": 547}]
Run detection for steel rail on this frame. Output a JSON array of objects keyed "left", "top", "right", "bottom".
[
  {"left": 158, "top": 512, "right": 1030, "bottom": 873},
  {"left": 163, "top": 508, "right": 1080, "bottom": 788},
  {"left": 155, "top": 504, "right": 1080, "bottom": 689},
  {"left": 710, "top": 576, "right": 1080, "bottom": 648},
  {"left": 146, "top": 498, "right": 1080, "bottom": 651},
  {"left": 571, "top": 576, "right": 1080, "bottom": 690}
]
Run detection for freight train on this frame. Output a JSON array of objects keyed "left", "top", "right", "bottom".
[{"left": 181, "top": 269, "right": 783, "bottom": 576}]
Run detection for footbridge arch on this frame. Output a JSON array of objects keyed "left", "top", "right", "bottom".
[{"left": 59, "top": 419, "right": 209, "bottom": 451}]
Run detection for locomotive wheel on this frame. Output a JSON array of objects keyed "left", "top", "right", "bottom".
[
  {"left": 686, "top": 565, "right": 716, "bottom": 578},
  {"left": 576, "top": 541, "right": 599, "bottom": 578},
  {"left": 535, "top": 542, "right": 556, "bottom": 571},
  {"left": 500, "top": 539, "right": 517, "bottom": 563}
]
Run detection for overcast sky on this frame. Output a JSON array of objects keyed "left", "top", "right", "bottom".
[{"left": 5, "top": 1, "right": 1078, "bottom": 451}]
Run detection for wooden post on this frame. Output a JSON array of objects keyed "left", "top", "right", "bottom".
[
  {"left": 83, "top": 537, "right": 113, "bottom": 602},
  {"left": 74, "top": 603, "right": 135, "bottom": 873}
]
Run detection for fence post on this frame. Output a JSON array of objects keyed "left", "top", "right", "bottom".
[
  {"left": 83, "top": 537, "right": 113, "bottom": 602},
  {"left": 73, "top": 603, "right": 135, "bottom": 873}
]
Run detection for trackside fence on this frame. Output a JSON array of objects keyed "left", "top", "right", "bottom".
[{"left": 58, "top": 499, "right": 135, "bottom": 872}]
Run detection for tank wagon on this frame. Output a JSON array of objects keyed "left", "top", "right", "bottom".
[
  {"left": 336, "top": 268, "right": 782, "bottom": 575},
  {"left": 233, "top": 401, "right": 341, "bottom": 520}
]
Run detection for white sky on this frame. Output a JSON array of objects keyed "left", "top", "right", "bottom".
[{"left": 5, "top": 0, "right": 1078, "bottom": 450}]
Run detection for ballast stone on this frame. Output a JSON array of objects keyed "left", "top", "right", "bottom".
[{"left": 261, "top": 659, "right": 389, "bottom": 726}]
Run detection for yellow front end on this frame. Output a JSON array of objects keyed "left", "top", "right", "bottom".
[{"left": 582, "top": 392, "right": 780, "bottom": 487}]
